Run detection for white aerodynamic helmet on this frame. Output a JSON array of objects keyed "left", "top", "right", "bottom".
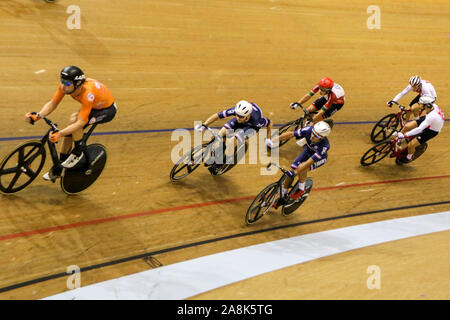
[
  {"left": 312, "top": 121, "right": 331, "bottom": 138},
  {"left": 409, "top": 75, "right": 421, "bottom": 87},
  {"left": 235, "top": 100, "right": 253, "bottom": 117},
  {"left": 418, "top": 95, "right": 435, "bottom": 107}
]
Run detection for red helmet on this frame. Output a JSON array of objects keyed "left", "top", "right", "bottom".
[{"left": 318, "top": 77, "right": 334, "bottom": 90}]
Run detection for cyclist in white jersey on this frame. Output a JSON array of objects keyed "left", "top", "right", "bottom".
[
  {"left": 396, "top": 95, "right": 445, "bottom": 162},
  {"left": 387, "top": 75, "right": 437, "bottom": 120}
]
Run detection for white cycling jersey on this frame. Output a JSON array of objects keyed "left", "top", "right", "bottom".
[
  {"left": 393, "top": 80, "right": 437, "bottom": 102},
  {"left": 405, "top": 104, "right": 445, "bottom": 137}
]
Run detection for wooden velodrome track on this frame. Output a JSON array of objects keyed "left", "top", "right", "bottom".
[{"left": 0, "top": 0, "right": 449, "bottom": 299}]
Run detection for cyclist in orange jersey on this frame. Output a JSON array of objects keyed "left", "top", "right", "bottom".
[{"left": 25, "top": 66, "right": 117, "bottom": 181}]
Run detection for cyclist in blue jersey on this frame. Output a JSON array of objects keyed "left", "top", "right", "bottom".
[
  {"left": 195, "top": 100, "right": 273, "bottom": 173},
  {"left": 273, "top": 121, "right": 331, "bottom": 208}
]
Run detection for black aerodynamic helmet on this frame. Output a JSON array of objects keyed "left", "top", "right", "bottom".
[{"left": 60, "top": 65, "right": 86, "bottom": 89}]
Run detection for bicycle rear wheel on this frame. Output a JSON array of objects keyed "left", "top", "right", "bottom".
[
  {"left": 0, "top": 140, "right": 46, "bottom": 194},
  {"left": 245, "top": 182, "right": 278, "bottom": 225},
  {"left": 370, "top": 113, "right": 399, "bottom": 143},
  {"left": 170, "top": 143, "right": 209, "bottom": 181},
  {"left": 360, "top": 140, "right": 393, "bottom": 166}
]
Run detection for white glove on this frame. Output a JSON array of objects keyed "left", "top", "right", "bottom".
[
  {"left": 194, "top": 124, "right": 206, "bottom": 132},
  {"left": 290, "top": 102, "right": 299, "bottom": 110},
  {"left": 397, "top": 132, "right": 405, "bottom": 139},
  {"left": 265, "top": 138, "right": 274, "bottom": 147},
  {"left": 296, "top": 138, "right": 307, "bottom": 147}
]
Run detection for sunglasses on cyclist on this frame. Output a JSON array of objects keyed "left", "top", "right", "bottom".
[
  {"left": 236, "top": 114, "right": 247, "bottom": 119},
  {"left": 61, "top": 79, "right": 73, "bottom": 86}
]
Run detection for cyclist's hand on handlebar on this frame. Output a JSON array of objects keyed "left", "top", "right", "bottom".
[
  {"left": 386, "top": 100, "right": 395, "bottom": 107},
  {"left": 396, "top": 132, "right": 405, "bottom": 140},
  {"left": 49, "top": 131, "right": 61, "bottom": 143},
  {"left": 25, "top": 112, "right": 41, "bottom": 124},
  {"left": 290, "top": 102, "right": 300, "bottom": 110},
  {"left": 194, "top": 124, "right": 206, "bottom": 132}
]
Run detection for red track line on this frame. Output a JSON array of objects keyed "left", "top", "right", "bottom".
[{"left": 1, "top": 174, "right": 450, "bottom": 242}]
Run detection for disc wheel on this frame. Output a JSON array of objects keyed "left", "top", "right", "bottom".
[
  {"left": 360, "top": 140, "right": 393, "bottom": 166},
  {"left": 214, "top": 141, "right": 248, "bottom": 176},
  {"left": 245, "top": 182, "right": 278, "bottom": 225},
  {"left": 370, "top": 113, "right": 399, "bottom": 143},
  {"left": 170, "top": 143, "right": 209, "bottom": 181},
  {"left": 0, "top": 140, "right": 46, "bottom": 194}
]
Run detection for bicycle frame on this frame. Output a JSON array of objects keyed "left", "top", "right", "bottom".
[
  {"left": 37, "top": 117, "right": 98, "bottom": 169},
  {"left": 390, "top": 101, "right": 409, "bottom": 130}
]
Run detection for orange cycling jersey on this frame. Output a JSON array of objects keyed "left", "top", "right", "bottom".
[{"left": 52, "top": 78, "right": 114, "bottom": 123}]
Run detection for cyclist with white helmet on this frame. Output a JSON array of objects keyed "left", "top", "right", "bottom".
[
  {"left": 387, "top": 75, "right": 437, "bottom": 120},
  {"left": 195, "top": 100, "right": 273, "bottom": 173},
  {"left": 290, "top": 77, "right": 345, "bottom": 124},
  {"left": 273, "top": 120, "right": 331, "bottom": 208},
  {"left": 396, "top": 95, "right": 445, "bottom": 163}
]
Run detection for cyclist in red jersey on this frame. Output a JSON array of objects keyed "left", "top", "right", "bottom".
[{"left": 290, "top": 77, "right": 345, "bottom": 124}]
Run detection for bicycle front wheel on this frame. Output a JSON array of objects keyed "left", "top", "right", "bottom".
[
  {"left": 360, "top": 140, "right": 393, "bottom": 166},
  {"left": 370, "top": 113, "right": 399, "bottom": 143},
  {"left": 0, "top": 140, "right": 46, "bottom": 194},
  {"left": 170, "top": 143, "right": 209, "bottom": 181},
  {"left": 245, "top": 182, "right": 278, "bottom": 225}
]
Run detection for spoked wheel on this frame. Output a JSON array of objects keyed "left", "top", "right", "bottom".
[
  {"left": 360, "top": 140, "right": 393, "bottom": 166},
  {"left": 273, "top": 119, "right": 301, "bottom": 148},
  {"left": 282, "top": 178, "right": 313, "bottom": 216},
  {"left": 370, "top": 113, "right": 399, "bottom": 143},
  {"left": 0, "top": 140, "right": 46, "bottom": 194},
  {"left": 245, "top": 182, "right": 278, "bottom": 225},
  {"left": 170, "top": 143, "right": 209, "bottom": 181}
]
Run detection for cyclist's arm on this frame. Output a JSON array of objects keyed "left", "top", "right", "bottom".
[
  {"left": 266, "top": 118, "right": 272, "bottom": 138},
  {"left": 298, "top": 93, "right": 313, "bottom": 104},
  {"left": 203, "top": 113, "right": 220, "bottom": 126},
  {"left": 393, "top": 85, "right": 412, "bottom": 102},
  {"left": 404, "top": 117, "right": 430, "bottom": 138},
  {"left": 37, "top": 100, "right": 58, "bottom": 117}
]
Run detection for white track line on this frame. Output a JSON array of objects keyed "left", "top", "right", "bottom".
[{"left": 44, "top": 211, "right": 450, "bottom": 300}]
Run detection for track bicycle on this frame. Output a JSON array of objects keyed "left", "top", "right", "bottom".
[
  {"left": 370, "top": 101, "right": 410, "bottom": 143},
  {"left": 245, "top": 162, "right": 313, "bottom": 225},
  {"left": 0, "top": 116, "right": 107, "bottom": 194},
  {"left": 360, "top": 131, "right": 427, "bottom": 166},
  {"left": 169, "top": 125, "right": 248, "bottom": 181}
]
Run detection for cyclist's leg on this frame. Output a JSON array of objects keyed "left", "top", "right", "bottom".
[
  {"left": 314, "top": 103, "right": 343, "bottom": 124},
  {"left": 307, "top": 97, "right": 326, "bottom": 124},
  {"left": 43, "top": 113, "right": 77, "bottom": 180},
  {"left": 62, "top": 103, "right": 117, "bottom": 168},
  {"left": 406, "top": 129, "right": 438, "bottom": 161},
  {"left": 401, "top": 117, "right": 422, "bottom": 134}
]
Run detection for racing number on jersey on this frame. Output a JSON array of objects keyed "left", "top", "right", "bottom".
[{"left": 95, "top": 81, "right": 106, "bottom": 93}]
